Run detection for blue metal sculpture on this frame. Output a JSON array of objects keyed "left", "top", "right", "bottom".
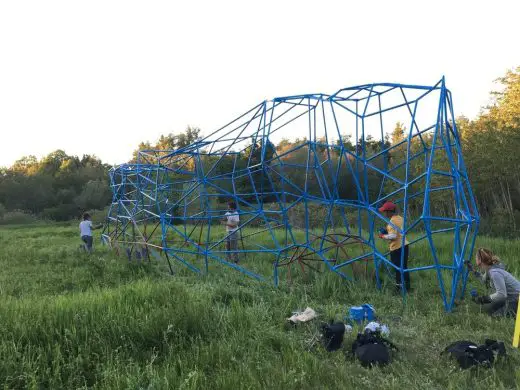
[{"left": 102, "top": 78, "right": 479, "bottom": 311}]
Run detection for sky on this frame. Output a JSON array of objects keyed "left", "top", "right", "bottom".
[{"left": 0, "top": 0, "right": 519, "bottom": 168}]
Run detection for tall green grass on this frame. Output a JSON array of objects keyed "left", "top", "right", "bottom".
[{"left": 0, "top": 224, "right": 519, "bottom": 389}]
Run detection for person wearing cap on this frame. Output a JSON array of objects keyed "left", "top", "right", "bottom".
[{"left": 378, "top": 201, "right": 411, "bottom": 291}]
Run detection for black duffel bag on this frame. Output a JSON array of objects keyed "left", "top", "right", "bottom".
[
  {"left": 321, "top": 322, "right": 346, "bottom": 352},
  {"left": 351, "top": 329, "right": 398, "bottom": 368},
  {"left": 442, "top": 339, "right": 506, "bottom": 369}
]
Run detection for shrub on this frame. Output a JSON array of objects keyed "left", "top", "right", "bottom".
[
  {"left": 478, "top": 208, "right": 519, "bottom": 238},
  {"left": 40, "top": 204, "right": 79, "bottom": 222},
  {"left": 0, "top": 210, "right": 38, "bottom": 225}
]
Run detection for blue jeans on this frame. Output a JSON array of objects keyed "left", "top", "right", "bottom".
[{"left": 81, "top": 235, "right": 93, "bottom": 253}]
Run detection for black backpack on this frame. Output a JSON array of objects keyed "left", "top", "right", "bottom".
[
  {"left": 442, "top": 339, "right": 506, "bottom": 369},
  {"left": 321, "top": 322, "right": 346, "bottom": 352},
  {"left": 351, "top": 329, "right": 398, "bottom": 368}
]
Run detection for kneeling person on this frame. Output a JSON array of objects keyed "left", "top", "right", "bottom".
[{"left": 472, "top": 247, "right": 520, "bottom": 318}]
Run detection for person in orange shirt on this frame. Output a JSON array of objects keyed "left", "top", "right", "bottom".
[{"left": 378, "top": 201, "right": 411, "bottom": 292}]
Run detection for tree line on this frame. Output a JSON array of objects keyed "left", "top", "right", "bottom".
[
  {"left": 459, "top": 68, "right": 520, "bottom": 235},
  {"left": 0, "top": 152, "right": 111, "bottom": 222},
  {"left": 0, "top": 67, "right": 518, "bottom": 235}
]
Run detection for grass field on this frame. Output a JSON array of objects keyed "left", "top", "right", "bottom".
[{"left": 0, "top": 223, "right": 519, "bottom": 389}]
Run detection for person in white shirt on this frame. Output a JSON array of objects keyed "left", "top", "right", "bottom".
[
  {"left": 79, "top": 213, "right": 102, "bottom": 253},
  {"left": 222, "top": 201, "right": 240, "bottom": 263}
]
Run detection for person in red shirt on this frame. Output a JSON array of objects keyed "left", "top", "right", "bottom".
[{"left": 378, "top": 201, "right": 411, "bottom": 292}]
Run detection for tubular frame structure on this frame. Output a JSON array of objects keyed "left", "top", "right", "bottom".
[{"left": 103, "top": 78, "right": 479, "bottom": 311}]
